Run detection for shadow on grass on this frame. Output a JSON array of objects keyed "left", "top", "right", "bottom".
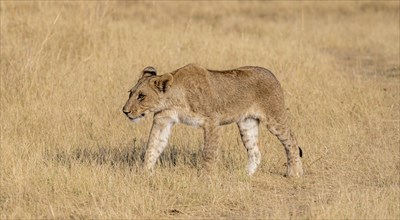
[{"left": 45, "top": 139, "right": 202, "bottom": 170}]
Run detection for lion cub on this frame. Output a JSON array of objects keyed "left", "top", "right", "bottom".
[{"left": 123, "top": 64, "right": 303, "bottom": 177}]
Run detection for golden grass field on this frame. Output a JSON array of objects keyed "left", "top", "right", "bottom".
[{"left": 1, "top": 1, "right": 399, "bottom": 219}]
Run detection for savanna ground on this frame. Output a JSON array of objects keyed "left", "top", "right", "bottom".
[{"left": 1, "top": 1, "right": 399, "bottom": 219}]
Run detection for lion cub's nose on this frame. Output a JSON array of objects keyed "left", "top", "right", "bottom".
[{"left": 122, "top": 108, "right": 130, "bottom": 115}]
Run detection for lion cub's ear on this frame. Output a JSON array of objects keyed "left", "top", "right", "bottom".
[
  {"left": 150, "top": 73, "right": 174, "bottom": 93},
  {"left": 142, "top": 66, "right": 157, "bottom": 78}
]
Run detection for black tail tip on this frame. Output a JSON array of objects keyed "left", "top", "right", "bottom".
[{"left": 299, "top": 147, "right": 303, "bottom": 158}]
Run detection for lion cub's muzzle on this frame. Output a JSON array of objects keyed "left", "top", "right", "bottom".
[{"left": 122, "top": 108, "right": 145, "bottom": 122}]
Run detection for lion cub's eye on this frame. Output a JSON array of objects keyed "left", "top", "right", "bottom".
[{"left": 137, "top": 93, "right": 145, "bottom": 101}]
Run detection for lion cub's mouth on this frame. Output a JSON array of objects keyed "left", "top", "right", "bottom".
[{"left": 128, "top": 113, "right": 145, "bottom": 123}]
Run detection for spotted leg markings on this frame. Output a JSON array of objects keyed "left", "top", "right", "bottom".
[{"left": 238, "top": 118, "right": 261, "bottom": 175}]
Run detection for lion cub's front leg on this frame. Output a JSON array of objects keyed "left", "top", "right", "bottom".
[
  {"left": 202, "top": 121, "right": 221, "bottom": 171},
  {"left": 143, "top": 117, "right": 174, "bottom": 171}
]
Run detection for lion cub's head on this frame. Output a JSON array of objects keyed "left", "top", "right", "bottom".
[{"left": 123, "top": 66, "right": 173, "bottom": 122}]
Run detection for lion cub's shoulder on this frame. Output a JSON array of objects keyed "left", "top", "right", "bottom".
[{"left": 171, "top": 63, "right": 207, "bottom": 75}]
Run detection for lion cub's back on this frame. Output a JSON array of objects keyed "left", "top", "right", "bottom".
[
  {"left": 208, "top": 66, "right": 279, "bottom": 82},
  {"left": 206, "top": 66, "right": 282, "bottom": 98}
]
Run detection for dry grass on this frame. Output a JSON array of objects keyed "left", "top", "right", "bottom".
[{"left": 1, "top": 1, "right": 399, "bottom": 219}]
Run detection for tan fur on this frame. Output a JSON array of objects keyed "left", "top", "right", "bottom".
[{"left": 123, "top": 64, "right": 303, "bottom": 177}]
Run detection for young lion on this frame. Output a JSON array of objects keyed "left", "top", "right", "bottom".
[{"left": 123, "top": 64, "right": 303, "bottom": 177}]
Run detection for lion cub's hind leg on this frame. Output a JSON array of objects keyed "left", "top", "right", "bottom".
[
  {"left": 238, "top": 118, "right": 261, "bottom": 175},
  {"left": 266, "top": 117, "right": 303, "bottom": 177}
]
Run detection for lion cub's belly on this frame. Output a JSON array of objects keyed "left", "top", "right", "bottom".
[{"left": 175, "top": 109, "right": 262, "bottom": 127}]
